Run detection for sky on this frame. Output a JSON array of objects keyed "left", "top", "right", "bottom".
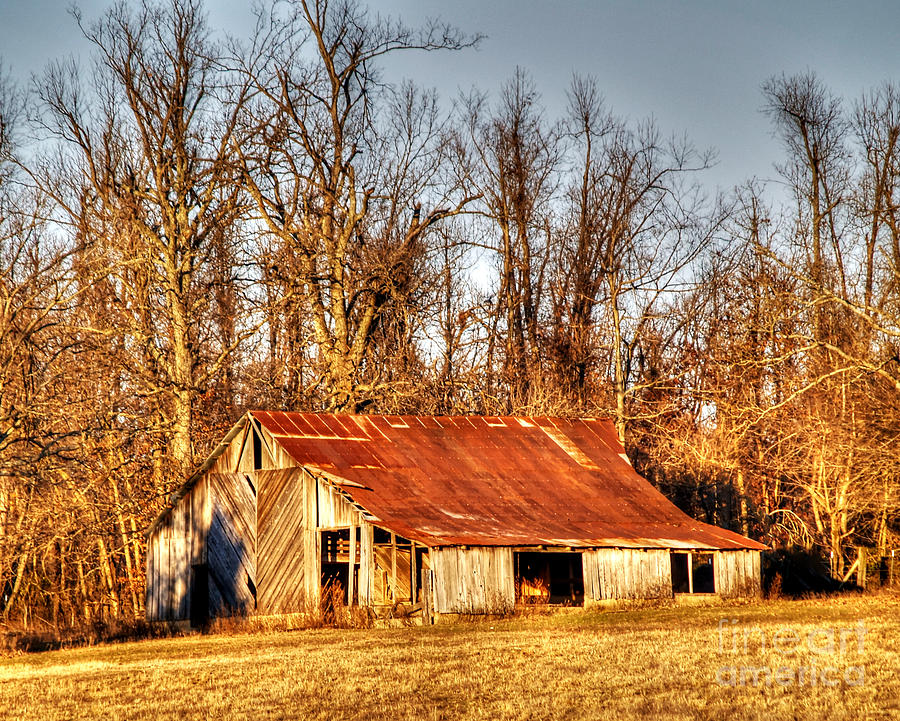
[{"left": 2, "top": 0, "right": 900, "bottom": 194}]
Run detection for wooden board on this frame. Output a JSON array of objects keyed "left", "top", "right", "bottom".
[
  {"left": 210, "top": 426, "right": 248, "bottom": 474},
  {"left": 317, "top": 482, "right": 358, "bottom": 528},
  {"left": 374, "top": 546, "right": 412, "bottom": 603}
]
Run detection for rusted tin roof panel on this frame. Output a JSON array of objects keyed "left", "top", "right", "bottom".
[{"left": 251, "top": 412, "right": 766, "bottom": 551}]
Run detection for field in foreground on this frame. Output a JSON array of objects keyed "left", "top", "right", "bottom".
[{"left": 1, "top": 596, "right": 898, "bottom": 721}]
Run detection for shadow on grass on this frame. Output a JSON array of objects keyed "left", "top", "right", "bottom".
[{"left": 0, "top": 618, "right": 186, "bottom": 654}]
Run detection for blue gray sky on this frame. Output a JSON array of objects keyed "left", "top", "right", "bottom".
[{"left": 2, "top": 0, "right": 900, "bottom": 192}]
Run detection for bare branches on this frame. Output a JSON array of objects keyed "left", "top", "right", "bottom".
[{"left": 237, "top": 0, "right": 477, "bottom": 412}]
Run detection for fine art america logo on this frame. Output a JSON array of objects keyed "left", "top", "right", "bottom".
[{"left": 716, "top": 618, "right": 867, "bottom": 687}]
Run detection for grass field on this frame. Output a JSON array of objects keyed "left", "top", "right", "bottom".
[{"left": 1, "top": 595, "right": 898, "bottom": 720}]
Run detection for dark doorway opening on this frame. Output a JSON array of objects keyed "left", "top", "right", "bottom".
[
  {"left": 671, "top": 553, "right": 689, "bottom": 593},
  {"left": 515, "top": 551, "right": 584, "bottom": 605},
  {"left": 321, "top": 528, "right": 358, "bottom": 604},
  {"left": 671, "top": 552, "right": 716, "bottom": 594},
  {"left": 190, "top": 563, "right": 209, "bottom": 629}
]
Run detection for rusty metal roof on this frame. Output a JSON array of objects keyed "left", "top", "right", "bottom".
[{"left": 251, "top": 412, "right": 765, "bottom": 551}]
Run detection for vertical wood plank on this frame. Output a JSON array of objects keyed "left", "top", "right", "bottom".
[
  {"left": 359, "top": 522, "right": 374, "bottom": 605},
  {"left": 348, "top": 522, "right": 356, "bottom": 605},
  {"left": 304, "top": 470, "right": 319, "bottom": 607},
  {"left": 615, "top": 549, "right": 623, "bottom": 599},
  {"left": 753, "top": 550, "right": 760, "bottom": 594},
  {"left": 687, "top": 551, "right": 693, "bottom": 594},
  {"left": 146, "top": 532, "right": 156, "bottom": 621},
  {"left": 390, "top": 532, "right": 397, "bottom": 602},
  {"left": 422, "top": 568, "right": 433, "bottom": 623},
  {"left": 600, "top": 549, "right": 610, "bottom": 599},
  {"left": 410, "top": 542, "right": 417, "bottom": 603}
]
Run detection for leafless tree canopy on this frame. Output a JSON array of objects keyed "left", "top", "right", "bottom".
[{"left": 0, "top": 3, "right": 897, "bottom": 627}]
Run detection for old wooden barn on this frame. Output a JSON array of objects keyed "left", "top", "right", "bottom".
[{"left": 146, "top": 412, "right": 766, "bottom": 624}]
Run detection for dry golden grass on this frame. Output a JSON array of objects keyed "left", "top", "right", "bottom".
[{"left": 1, "top": 595, "right": 898, "bottom": 720}]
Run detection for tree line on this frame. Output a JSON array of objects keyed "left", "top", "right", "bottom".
[{"left": 0, "top": 0, "right": 897, "bottom": 627}]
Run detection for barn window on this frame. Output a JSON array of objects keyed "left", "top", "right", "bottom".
[
  {"left": 671, "top": 551, "right": 715, "bottom": 593},
  {"left": 514, "top": 551, "right": 584, "bottom": 605}
]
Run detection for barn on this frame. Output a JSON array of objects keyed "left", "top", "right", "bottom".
[{"left": 145, "top": 412, "right": 766, "bottom": 624}]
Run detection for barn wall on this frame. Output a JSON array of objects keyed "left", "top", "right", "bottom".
[
  {"left": 204, "top": 472, "right": 257, "bottom": 617},
  {"left": 145, "top": 475, "right": 211, "bottom": 622},
  {"left": 714, "top": 550, "right": 762, "bottom": 597},
  {"left": 431, "top": 546, "right": 515, "bottom": 614},
  {"left": 256, "top": 468, "right": 314, "bottom": 613},
  {"left": 317, "top": 481, "right": 358, "bottom": 528},
  {"left": 255, "top": 466, "right": 372, "bottom": 612},
  {"left": 210, "top": 426, "right": 248, "bottom": 474},
  {"left": 582, "top": 548, "right": 672, "bottom": 602},
  {"left": 146, "top": 469, "right": 257, "bottom": 622}
]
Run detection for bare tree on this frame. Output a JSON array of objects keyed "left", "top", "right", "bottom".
[
  {"left": 452, "top": 69, "right": 559, "bottom": 412},
  {"left": 31, "top": 0, "right": 252, "bottom": 471},
  {"left": 236, "top": 0, "right": 478, "bottom": 412},
  {"left": 551, "top": 76, "right": 715, "bottom": 441}
]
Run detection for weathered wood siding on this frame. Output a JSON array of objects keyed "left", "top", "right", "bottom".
[
  {"left": 358, "top": 524, "right": 374, "bottom": 605},
  {"left": 205, "top": 472, "right": 257, "bottom": 616},
  {"left": 210, "top": 426, "right": 248, "bottom": 474},
  {"left": 317, "top": 481, "right": 358, "bottom": 528},
  {"left": 256, "top": 468, "right": 315, "bottom": 613},
  {"left": 255, "top": 466, "right": 370, "bottom": 613},
  {"left": 431, "top": 547, "right": 515, "bottom": 614},
  {"left": 714, "top": 550, "right": 762, "bottom": 597},
  {"left": 582, "top": 548, "right": 672, "bottom": 602},
  {"left": 373, "top": 545, "right": 412, "bottom": 603},
  {"left": 145, "top": 475, "right": 211, "bottom": 622},
  {"left": 146, "top": 470, "right": 256, "bottom": 622}
]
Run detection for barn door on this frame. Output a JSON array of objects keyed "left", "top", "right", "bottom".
[{"left": 190, "top": 563, "right": 209, "bottom": 629}]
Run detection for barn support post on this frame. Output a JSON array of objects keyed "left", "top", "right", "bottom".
[
  {"left": 348, "top": 522, "right": 357, "bottom": 605},
  {"left": 390, "top": 532, "right": 397, "bottom": 602},
  {"left": 421, "top": 567, "right": 434, "bottom": 624},
  {"left": 410, "top": 542, "right": 417, "bottom": 603}
]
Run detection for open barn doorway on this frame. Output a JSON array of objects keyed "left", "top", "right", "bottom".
[
  {"left": 189, "top": 563, "right": 209, "bottom": 629},
  {"left": 514, "top": 551, "right": 584, "bottom": 605},
  {"left": 670, "top": 551, "right": 715, "bottom": 594},
  {"left": 373, "top": 528, "right": 426, "bottom": 606},
  {"left": 320, "top": 528, "right": 359, "bottom": 605}
]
